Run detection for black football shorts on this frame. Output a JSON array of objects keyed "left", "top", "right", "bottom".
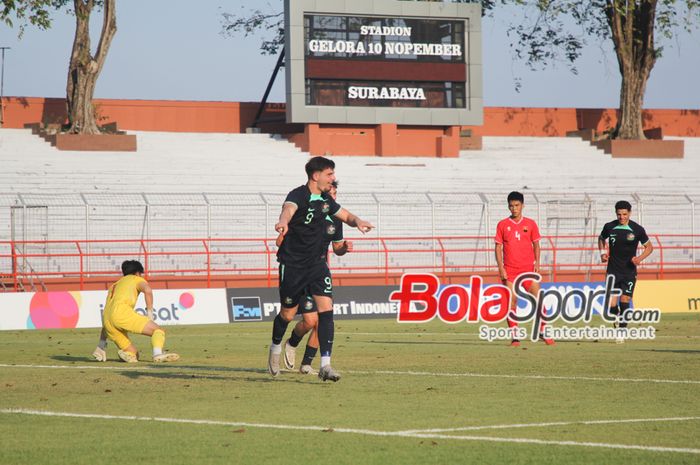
[{"left": 278, "top": 261, "right": 333, "bottom": 308}]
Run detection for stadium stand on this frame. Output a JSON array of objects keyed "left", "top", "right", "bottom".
[
  {"left": 1, "top": 129, "right": 698, "bottom": 288},
  {"left": 1, "top": 129, "right": 699, "bottom": 194}
]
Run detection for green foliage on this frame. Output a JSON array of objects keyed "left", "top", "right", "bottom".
[
  {"left": 0, "top": 0, "right": 69, "bottom": 36},
  {"left": 220, "top": 0, "right": 697, "bottom": 75},
  {"left": 219, "top": 0, "right": 485, "bottom": 55},
  {"left": 0, "top": 1, "right": 109, "bottom": 37},
  {"left": 481, "top": 0, "right": 699, "bottom": 74},
  {"left": 655, "top": 0, "right": 700, "bottom": 37},
  {"left": 221, "top": 7, "right": 284, "bottom": 55}
]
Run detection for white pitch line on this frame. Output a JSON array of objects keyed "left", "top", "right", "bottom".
[
  {"left": 399, "top": 416, "right": 700, "bottom": 434},
  {"left": 2, "top": 363, "right": 700, "bottom": 385},
  {"left": 1, "top": 408, "right": 698, "bottom": 455},
  {"left": 345, "top": 369, "right": 700, "bottom": 385}
]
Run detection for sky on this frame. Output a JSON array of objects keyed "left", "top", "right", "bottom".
[{"left": 0, "top": 0, "right": 698, "bottom": 109}]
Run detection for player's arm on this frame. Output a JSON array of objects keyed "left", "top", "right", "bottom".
[
  {"left": 138, "top": 280, "right": 155, "bottom": 320},
  {"left": 105, "top": 284, "right": 114, "bottom": 305},
  {"left": 530, "top": 222, "right": 542, "bottom": 274},
  {"left": 96, "top": 286, "right": 111, "bottom": 343},
  {"left": 334, "top": 208, "right": 374, "bottom": 234},
  {"left": 330, "top": 221, "right": 351, "bottom": 255},
  {"left": 598, "top": 223, "right": 611, "bottom": 263},
  {"left": 632, "top": 241, "right": 654, "bottom": 266},
  {"left": 332, "top": 240, "right": 353, "bottom": 256},
  {"left": 97, "top": 326, "right": 107, "bottom": 347},
  {"left": 275, "top": 202, "right": 298, "bottom": 236},
  {"left": 92, "top": 327, "right": 109, "bottom": 361},
  {"left": 495, "top": 243, "right": 507, "bottom": 281},
  {"left": 598, "top": 237, "right": 609, "bottom": 263}
]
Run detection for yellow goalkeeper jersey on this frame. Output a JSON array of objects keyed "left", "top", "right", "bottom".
[{"left": 104, "top": 274, "right": 146, "bottom": 311}]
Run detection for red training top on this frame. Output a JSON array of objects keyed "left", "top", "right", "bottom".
[{"left": 495, "top": 217, "right": 541, "bottom": 269}]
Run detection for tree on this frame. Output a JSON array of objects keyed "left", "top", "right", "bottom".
[
  {"left": 221, "top": 7, "right": 284, "bottom": 55},
  {"left": 485, "top": 0, "right": 699, "bottom": 139},
  {"left": 222, "top": 0, "right": 698, "bottom": 140},
  {"left": 66, "top": 0, "right": 116, "bottom": 134},
  {"left": 1, "top": 0, "right": 117, "bottom": 134}
]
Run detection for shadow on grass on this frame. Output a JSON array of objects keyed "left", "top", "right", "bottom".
[
  {"left": 46, "top": 356, "right": 321, "bottom": 383},
  {"left": 48, "top": 356, "right": 270, "bottom": 375},
  {"left": 120, "top": 369, "right": 319, "bottom": 384},
  {"left": 150, "top": 364, "right": 267, "bottom": 374},
  {"left": 120, "top": 370, "right": 241, "bottom": 382},
  {"left": 51, "top": 355, "right": 95, "bottom": 363},
  {"left": 148, "top": 365, "right": 327, "bottom": 384}
]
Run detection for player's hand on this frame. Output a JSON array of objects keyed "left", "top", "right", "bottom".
[
  {"left": 499, "top": 268, "right": 508, "bottom": 281},
  {"left": 275, "top": 222, "right": 288, "bottom": 236},
  {"left": 275, "top": 232, "right": 285, "bottom": 247},
  {"left": 631, "top": 256, "right": 641, "bottom": 266},
  {"left": 92, "top": 346, "right": 107, "bottom": 362},
  {"left": 601, "top": 253, "right": 608, "bottom": 263},
  {"left": 344, "top": 240, "right": 354, "bottom": 253},
  {"left": 533, "top": 263, "right": 540, "bottom": 274},
  {"left": 356, "top": 219, "right": 374, "bottom": 234}
]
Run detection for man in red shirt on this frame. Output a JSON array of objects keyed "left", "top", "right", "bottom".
[{"left": 494, "top": 191, "right": 554, "bottom": 346}]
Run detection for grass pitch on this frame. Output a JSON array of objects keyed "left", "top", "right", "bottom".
[{"left": 1, "top": 314, "right": 699, "bottom": 465}]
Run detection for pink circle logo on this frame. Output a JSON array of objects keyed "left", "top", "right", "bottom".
[
  {"left": 178, "top": 292, "right": 195, "bottom": 310},
  {"left": 29, "top": 292, "right": 81, "bottom": 329}
]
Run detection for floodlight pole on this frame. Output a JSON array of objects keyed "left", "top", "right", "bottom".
[
  {"left": 0, "top": 47, "right": 10, "bottom": 128},
  {"left": 250, "top": 47, "right": 285, "bottom": 129}
]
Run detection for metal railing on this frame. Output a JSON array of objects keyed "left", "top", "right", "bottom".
[
  {"left": 1, "top": 234, "right": 697, "bottom": 291},
  {"left": 1, "top": 192, "right": 696, "bottom": 248}
]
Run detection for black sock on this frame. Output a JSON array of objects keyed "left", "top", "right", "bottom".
[
  {"left": 609, "top": 304, "right": 620, "bottom": 325},
  {"left": 271, "top": 313, "right": 289, "bottom": 345},
  {"left": 317, "top": 311, "right": 334, "bottom": 358},
  {"left": 289, "top": 327, "right": 303, "bottom": 347},
  {"left": 302, "top": 345, "right": 318, "bottom": 366},
  {"left": 619, "top": 302, "right": 630, "bottom": 328}
]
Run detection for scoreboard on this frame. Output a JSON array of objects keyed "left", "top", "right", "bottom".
[{"left": 285, "top": 0, "right": 483, "bottom": 126}]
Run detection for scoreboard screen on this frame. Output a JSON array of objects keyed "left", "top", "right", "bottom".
[{"left": 285, "top": 0, "right": 483, "bottom": 126}]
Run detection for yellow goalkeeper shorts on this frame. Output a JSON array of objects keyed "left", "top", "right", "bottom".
[{"left": 103, "top": 304, "right": 150, "bottom": 350}]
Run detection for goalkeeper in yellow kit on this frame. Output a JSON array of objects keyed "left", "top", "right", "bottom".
[{"left": 92, "top": 260, "right": 179, "bottom": 363}]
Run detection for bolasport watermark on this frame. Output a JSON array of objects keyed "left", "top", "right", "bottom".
[
  {"left": 478, "top": 325, "right": 656, "bottom": 342},
  {"left": 389, "top": 272, "right": 660, "bottom": 342}
]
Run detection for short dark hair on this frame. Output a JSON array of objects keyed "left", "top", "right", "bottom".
[
  {"left": 615, "top": 200, "right": 632, "bottom": 211},
  {"left": 305, "top": 156, "right": 335, "bottom": 179},
  {"left": 121, "top": 260, "right": 144, "bottom": 276},
  {"left": 507, "top": 191, "right": 524, "bottom": 203}
]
